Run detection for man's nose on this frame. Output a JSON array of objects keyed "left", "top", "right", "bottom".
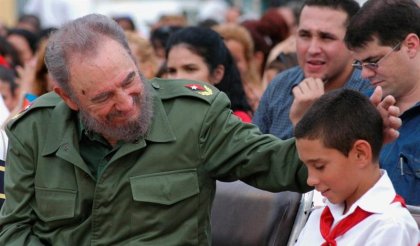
[
  {"left": 361, "top": 66, "right": 376, "bottom": 80},
  {"left": 307, "top": 39, "right": 322, "bottom": 54},
  {"left": 115, "top": 91, "right": 134, "bottom": 112}
]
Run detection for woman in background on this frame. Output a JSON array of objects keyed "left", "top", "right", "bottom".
[
  {"left": 165, "top": 26, "right": 252, "bottom": 122},
  {"left": 213, "top": 24, "right": 263, "bottom": 111}
]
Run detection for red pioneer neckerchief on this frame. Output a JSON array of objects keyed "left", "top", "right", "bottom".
[{"left": 320, "top": 195, "right": 406, "bottom": 246}]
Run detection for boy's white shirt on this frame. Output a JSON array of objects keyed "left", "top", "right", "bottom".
[{"left": 296, "top": 170, "right": 420, "bottom": 245}]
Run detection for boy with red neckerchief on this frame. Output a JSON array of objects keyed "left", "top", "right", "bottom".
[{"left": 294, "top": 89, "right": 419, "bottom": 246}]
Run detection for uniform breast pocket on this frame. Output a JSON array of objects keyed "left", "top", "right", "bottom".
[
  {"left": 129, "top": 169, "right": 201, "bottom": 244},
  {"left": 129, "top": 169, "right": 199, "bottom": 205},
  {"left": 34, "top": 187, "right": 77, "bottom": 222}
]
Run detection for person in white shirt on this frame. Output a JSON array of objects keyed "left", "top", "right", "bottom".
[{"left": 294, "top": 89, "right": 419, "bottom": 246}]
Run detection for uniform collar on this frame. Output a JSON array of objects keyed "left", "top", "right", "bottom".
[
  {"left": 42, "top": 88, "right": 176, "bottom": 157},
  {"left": 145, "top": 87, "right": 176, "bottom": 143}
]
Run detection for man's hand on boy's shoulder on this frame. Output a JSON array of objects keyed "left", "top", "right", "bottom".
[{"left": 290, "top": 82, "right": 401, "bottom": 144}]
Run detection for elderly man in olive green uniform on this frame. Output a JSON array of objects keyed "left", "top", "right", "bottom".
[{"left": 0, "top": 14, "right": 400, "bottom": 245}]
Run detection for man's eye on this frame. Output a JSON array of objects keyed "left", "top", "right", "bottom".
[
  {"left": 92, "top": 95, "right": 110, "bottom": 104},
  {"left": 167, "top": 68, "right": 176, "bottom": 75},
  {"left": 353, "top": 60, "right": 362, "bottom": 65},
  {"left": 298, "top": 33, "right": 310, "bottom": 38},
  {"left": 186, "top": 67, "right": 197, "bottom": 72}
]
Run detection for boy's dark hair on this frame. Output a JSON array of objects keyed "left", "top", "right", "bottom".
[
  {"left": 299, "top": 0, "right": 360, "bottom": 26},
  {"left": 345, "top": 0, "right": 420, "bottom": 49},
  {"left": 294, "top": 89, "right": 383, "bottom": 161}
]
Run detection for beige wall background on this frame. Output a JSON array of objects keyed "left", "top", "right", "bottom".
[{"left": 0, "top": 0, "right": 17, "bottom": 26}]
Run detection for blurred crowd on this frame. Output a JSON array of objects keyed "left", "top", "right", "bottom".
[{"left": 0, "top": 0, "right": 303, "bottom": 127}]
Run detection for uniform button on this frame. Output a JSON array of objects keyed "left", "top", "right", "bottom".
[
  {"left": 63, "top": 144, "right": 69, "bottom": 151},
  {"left": 152, "top": 82, "right": 160, "bottom": 89}
]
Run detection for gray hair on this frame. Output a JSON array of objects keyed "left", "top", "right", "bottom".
[{"left": 45, "top": 14, "right": 133, "bottom": 95}]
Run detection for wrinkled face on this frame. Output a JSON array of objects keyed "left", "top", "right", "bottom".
[
  {"left": 296, "top": 138, "right": 360, "bottom": 206},
  {"left": 65, "top": 39, "right": 151, "bottom": 143},
  {"left": 225, "top": 39, "right": 248, "bottom": 78},
  {"left": 297, "top": 6, "right": 353, "bottom": 83},
  {"left": 166, "top": 44, "right": 215, "bottom": 84},
  {"left": 351, "top": 37, "right": 413, "bottom": 100},
  {"left": 7, "top": 34, "right": 34, "bottom": 64}
]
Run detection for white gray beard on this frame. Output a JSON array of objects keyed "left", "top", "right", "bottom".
[{"left": 80, "top": 84, "right": 154, "bottom": 143}]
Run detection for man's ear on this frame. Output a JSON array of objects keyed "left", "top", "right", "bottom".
[
  {"left": 404, "top": 33, "right": 419, "bottom": 58},
  {"left": 210, "top": 65, "right": 225, "bottom": 85},
  {"left": 351, "top": 139, "right": 372, "bottom": 168},
  {"left": 54, "top": 87, "right": 79, "bottom": 111}
]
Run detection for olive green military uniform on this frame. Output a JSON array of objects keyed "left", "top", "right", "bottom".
[{"left": 0, "top": 78, "right": 310, "bottom": 245}]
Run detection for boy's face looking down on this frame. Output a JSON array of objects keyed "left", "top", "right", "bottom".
[{"left": 296, "top": 138, "right": 374, "bottom": 210}]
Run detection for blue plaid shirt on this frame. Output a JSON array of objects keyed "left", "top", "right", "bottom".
[{"left": 253, "top": 66, "right": 371, "bottom": 139}]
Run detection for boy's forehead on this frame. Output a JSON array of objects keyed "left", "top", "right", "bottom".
[{"left": 296, "top": 138, "right": 325, "bottom": 151}]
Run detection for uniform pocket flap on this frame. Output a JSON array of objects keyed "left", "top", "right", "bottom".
[
  {"left": 130, "top": 169, "right": 199, "bottom": 205},
  {"left": 35, "top": 187, "right": 77, "bottom": 221}
]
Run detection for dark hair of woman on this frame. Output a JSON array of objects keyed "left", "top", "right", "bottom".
[{"left": 166, "top": 26, "right": 252, "bottom": 113}]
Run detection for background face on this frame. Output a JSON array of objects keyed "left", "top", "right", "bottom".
[
  {"left": 166, "top": 45, "right": 213, "bottom": 83},
  {"left": 296, "top": 6, "right": 353, "bottom": 83},
  {"left": 352, "top": 38, "right": 414, "bottom": 101},
  {"left": 0, "top": 81, "right": 17, "bottom": 111}
]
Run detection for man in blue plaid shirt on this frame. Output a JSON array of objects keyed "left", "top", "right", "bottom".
[{"left": 253, "top": 0, "right": 371, "bottom": 139}]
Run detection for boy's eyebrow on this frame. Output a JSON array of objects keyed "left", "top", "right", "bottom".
[{"left": 305, "top": 158, "right": 323, "bottom": 164}]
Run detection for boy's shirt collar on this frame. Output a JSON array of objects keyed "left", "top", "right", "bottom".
[{"left": 327, "top": 170, "right": 396, "bottom": 222}]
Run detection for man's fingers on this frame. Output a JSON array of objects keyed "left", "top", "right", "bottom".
[
  {"left": 380, "top": 95, "right": 397, "bottom": 110},
  {"left": 369, "top": 86, "right": 382, "bottom": 106},
  {"left": 384, "top": 128, "right": 400, "bottom": 144},
  {"left": 388, "top": 115, "right": 402, "bottom": 130}
]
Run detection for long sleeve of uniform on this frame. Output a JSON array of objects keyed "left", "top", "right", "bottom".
[
  {"left": 1, "top": 121, "right": 46, "bottom": 246},
  {"left": 200, "top": 91, "right": 309, "bottom": 192}
]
